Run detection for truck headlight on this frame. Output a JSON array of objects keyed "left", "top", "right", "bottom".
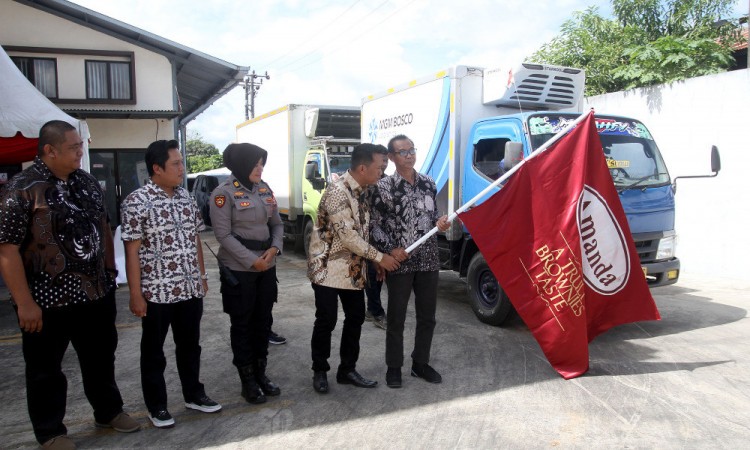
[{"left": 656, "top": 231, "right": 677, "bottom": 260}]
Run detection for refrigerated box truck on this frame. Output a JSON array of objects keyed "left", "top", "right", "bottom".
[
  {"left": 236, "top": 104, "right": 360, "bottom": 253},
  {"left": 362, "top": 63, "right": 719, "bottom": 325}
]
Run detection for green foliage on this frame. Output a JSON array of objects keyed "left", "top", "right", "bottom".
[
  {"left": 613, "top": 35, "right": 735, "bottom": 88},
  {"left": 185, "top": 131, "right": 222, "bottom": 173},
  {"left": 529, "top": 0, "right": 743, "bottom": 95},
  {"left": 531, "top": 7, "right": 635, "bottom": 95},
  {"left": 187, "top": 154, "right": 223, "bottom": 173}
]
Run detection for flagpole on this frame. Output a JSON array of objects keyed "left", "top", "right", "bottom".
[{"left": 405, "top": 109, "right": 593, "bottom": 254}]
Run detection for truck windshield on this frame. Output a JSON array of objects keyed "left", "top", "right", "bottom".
[
  {"left": 527, "top": 114, "right": 670, "bottom": 190},
  {"left": 328, "top": 155, "right": 351, "bottom": 179}
]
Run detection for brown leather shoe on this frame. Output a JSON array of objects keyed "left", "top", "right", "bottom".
[
  {"left": 42, "top": 435, "right": 76, "bottom": 450},
  {"left": 95, "top": 411, "right": 141, "bottom": 433}
]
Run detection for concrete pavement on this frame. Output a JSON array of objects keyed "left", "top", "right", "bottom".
[{"left": 1, "top": 232, "right": 749, "bottom": 449}]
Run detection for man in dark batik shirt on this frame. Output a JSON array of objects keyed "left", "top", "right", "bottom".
[
  {"left": 0, "top": 120, "right": 140, "bottom": 449},
  {"left": 370, "top": 134, "right": 450, "bottom": 389}
]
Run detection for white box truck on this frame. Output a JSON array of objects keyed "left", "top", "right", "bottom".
[{"left": 236, "top": 104, "right": 360, "bottom": 253}]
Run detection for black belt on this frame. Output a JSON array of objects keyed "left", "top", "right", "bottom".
[{"left": 233, "top": 235, "right": 273, "bottom": 251}]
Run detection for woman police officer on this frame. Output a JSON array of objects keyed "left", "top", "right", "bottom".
[{"left": 209, "top": 143, "right": 282, "bottom": 404}]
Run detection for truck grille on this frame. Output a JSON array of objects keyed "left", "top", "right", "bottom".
[{"left": 634, "top": 237, "right": 658, "bottom": 263}]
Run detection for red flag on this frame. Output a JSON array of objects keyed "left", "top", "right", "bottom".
[{"left": 458, "top": 112, "right": 660, "bottom": 379}]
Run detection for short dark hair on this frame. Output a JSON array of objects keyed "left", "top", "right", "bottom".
[
  {"left": 145, "top": 139, "right": 179, "bottom": 176},
  {"left": 38, "top": 120, "right": 76, "bottom": 156},
  {"left": 387, "top": 134, "right": 413, "bottom": 153},
  {"left": 351, "top": 143, "right": 387, "bottom": 169}
]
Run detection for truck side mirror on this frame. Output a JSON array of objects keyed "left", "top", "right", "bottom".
[
  {"left": 305, "top": 162, "right": 317, "bottom": 179},
  {"left": 711, "top": 145, "right": 721, "bottom": 174},
  {"left": 311, "top": 179, "right": 326, "bottom": 190},
  {"left": 305, "top": 161, "right": 326, "bottom": 190},
  {"left": 672, "top": 145, "right": 721, "bottom": 192},
  {"left": 504, "top": 142, "right": 524, "bottom": 170}
]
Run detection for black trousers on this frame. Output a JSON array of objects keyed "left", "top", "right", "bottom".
[
  {"left": 385, "top": 271, "right": 439, "bottom": 368},
  {"left": 140, "top": 297, "right": 205, "bottom": 413},
  {"left": 221, "top": 267, "right": 276, "bottom": 368},
  {"left": 310, "top": 283, "right": 365, "bottom": 373},
  {"left": 365, "top": 260, "right": 385, "bottom": 317},
  {"left": 20, "top": 290, "right": 124, "bottom": 444}
]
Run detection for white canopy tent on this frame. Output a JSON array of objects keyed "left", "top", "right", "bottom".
[{"left": 0, "top": 45, "right": 91, "bottom": 170}]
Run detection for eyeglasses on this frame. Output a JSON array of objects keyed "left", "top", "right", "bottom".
[{"left": 392, "top": 148, "right": 416, "bottom": 157}]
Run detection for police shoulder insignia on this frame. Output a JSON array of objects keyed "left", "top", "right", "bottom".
[{"left": 215, "top": 195, "right": 226, "bottom": 208}]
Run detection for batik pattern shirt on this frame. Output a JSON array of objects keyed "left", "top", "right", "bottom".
[
  {"left": 370, "top": 170, "right": 441, "bottom": 274},
  {"left": 0, "top": 157, "right": 115, "bottom": 308},
  {"left": 121, "top": 181, "right": 206, "bottom": 304},
  {"left": 307, "top": 171, "right": 383, "bottom": 290}
]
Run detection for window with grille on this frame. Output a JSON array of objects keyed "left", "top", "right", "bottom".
[{"left": 11, "top": 56, "right": 58, "bottom": 98}]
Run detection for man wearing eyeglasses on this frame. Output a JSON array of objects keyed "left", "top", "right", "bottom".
[{"left": 370, "top": 134, "right": 450, "bottom": 389}]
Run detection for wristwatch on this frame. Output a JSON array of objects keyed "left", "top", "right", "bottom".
[{"left": 200, "top": 273, "right": 209, "bottom": 280}]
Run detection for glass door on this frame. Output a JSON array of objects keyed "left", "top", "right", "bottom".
[
  {"left": 90, "top": 149, "right": 146, "bottom": 228},
  {"left": 90, "top": 152, "right": 118, "bottom": 227}
]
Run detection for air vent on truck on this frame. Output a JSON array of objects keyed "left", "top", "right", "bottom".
[{"left": 483, "top": 63, "right": 585, "bottom": 111}]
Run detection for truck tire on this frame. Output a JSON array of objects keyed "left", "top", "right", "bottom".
[
  {"left": 467, "top": 252, "right": 512, "bottom": 326},
  {"left": 302, "top": 219, "right": 314, "bottom": 258}
]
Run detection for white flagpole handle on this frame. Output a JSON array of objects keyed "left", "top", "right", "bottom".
[{"left": 404, "top": 109, "right": 593, "bottom": 255}]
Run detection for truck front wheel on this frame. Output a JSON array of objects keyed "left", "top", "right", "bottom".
[
  {"left": 467, "top": 252, "right": 512, "bottom": 326},
  {"left": 303, "top": 219, "right": 314, "bottom": 258}
]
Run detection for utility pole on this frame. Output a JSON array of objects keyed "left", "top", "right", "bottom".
[{"left": 243, "top": 70, "right": 270, "bottom": 120}]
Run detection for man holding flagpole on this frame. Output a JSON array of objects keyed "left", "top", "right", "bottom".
[{"left": 370, "top": 134, "right": 450, "bottom": 389}]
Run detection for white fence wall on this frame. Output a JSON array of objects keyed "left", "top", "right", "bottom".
[{"left": 585, "top": 69, "right": 749, "bottom": 281}]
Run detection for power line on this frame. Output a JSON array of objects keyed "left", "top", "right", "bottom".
[
  {"left": 262, "top": 0, "right": 365, "bottom": 68},
  {"left": 273, "top": 0, "right": 392, "bottom": 72},
  {"left": 281, "top": 0, "right": 420, "bottom": 75}
]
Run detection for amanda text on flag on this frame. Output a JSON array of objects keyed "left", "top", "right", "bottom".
[{"left": 458, "top": 111, "right": 660, "bottom": 379}]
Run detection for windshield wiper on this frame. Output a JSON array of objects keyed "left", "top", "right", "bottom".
[{"left": 617, "top": 172, "right": 669, "bottom": 193}]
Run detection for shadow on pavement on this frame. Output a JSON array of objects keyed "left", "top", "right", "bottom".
[{"left": 0, "top": 234, "right": 746, "bottom": 448}]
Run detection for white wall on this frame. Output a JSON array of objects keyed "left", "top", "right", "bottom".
[
  {"left": 585, "top": 69, "right": 749, "bottom": 281},
  {"left": 87, "top": 118, "right": 175, "bottom": 149}
]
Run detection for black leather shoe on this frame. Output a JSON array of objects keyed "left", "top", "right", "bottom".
[
  {"left": 336, "top": 370, "right": 378, "bottom": 388},
  {"left": 386, "top": 367, "right": 402, "bottom": 388},
  {"left": 411, "top": 363, "right": 442, "bottom": 384},
  {"left": 313, "top": 371, "right": 329, "bottom": 393}
]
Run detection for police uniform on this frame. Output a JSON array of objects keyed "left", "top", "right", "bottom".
[{"left": 209, "top": 175, "right": 283, "bottom": 402}]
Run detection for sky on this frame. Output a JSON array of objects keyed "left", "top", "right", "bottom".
[{"left": 68, "top": 0, "right": 747, "bottom": 151}]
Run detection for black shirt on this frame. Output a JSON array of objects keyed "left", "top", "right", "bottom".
[{"left": 0, "top": 157, "right": 114, "bottom": 308}]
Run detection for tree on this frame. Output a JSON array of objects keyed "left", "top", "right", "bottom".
[
  {"left": 529, "top": 0, "right": 743, "bottom": 95},
  {"left": 185, "top": 132, "right": 223, "bottom": 173}
]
